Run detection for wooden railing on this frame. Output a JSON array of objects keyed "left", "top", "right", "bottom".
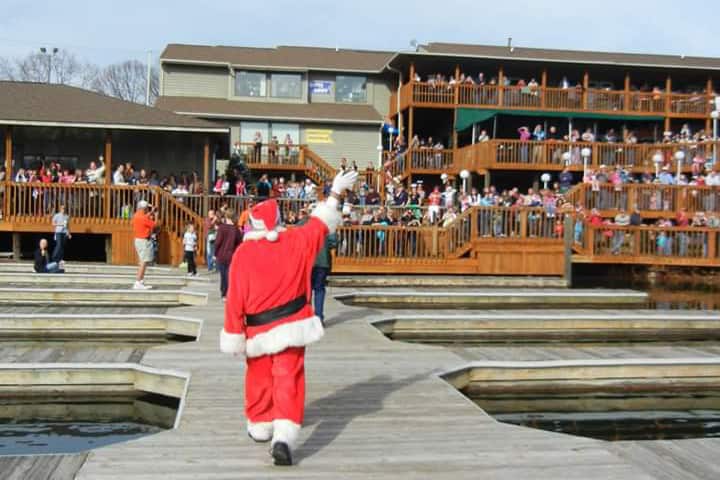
[
  {"left": 303, "top": 148, "right": 336, "bottom": 186},
  {"left": 455, "top": 140, "right": 720, "bottom": 172},
  {"left": 403, "top": 82, "right": 714, "bottom": 117},
  {"left": 570, "top": 183, "right": 720, "bottom": 216},
  {"left": 236, "top": 142, "right": 303, "bottom": 168},
  {"left": 407, "top": 148, "right": 454, "bottom": 171},
  {"left": 577, "top": 224, "right": 720, "bottom": 266}
]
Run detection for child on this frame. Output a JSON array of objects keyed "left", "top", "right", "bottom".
[{"left": 183, "top": 223, "right": 198, "bottom": 276}]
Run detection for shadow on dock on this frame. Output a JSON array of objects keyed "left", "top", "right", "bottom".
[{"left": 298, "top": 373, "right": 426, "bottom": 463}]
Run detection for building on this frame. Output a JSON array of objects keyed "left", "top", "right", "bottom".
[
  {"left": 157, "top": 41, "right": 720, "bottom": 190},
  {"left": 156, "top": 44, "right": 395, "bottom": 171}
]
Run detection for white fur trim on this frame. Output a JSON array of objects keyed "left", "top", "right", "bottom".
[
  {"left": 249, "top": 214, "right": 267, "bottom": 231},
  {"left": 219, "top": 329, "right": 246, "bottom": 356},
  {"left": 248, "top": 421, "right": 273, "bottom": 442},
  {"left": 272, "top": 419, "right": 301, "bottom": 450},
  {"left": 243, "top": 226, "right": 286, "bottom": 242},
  {"left": 266, "top": 230, "right": 279, "bottom": 242},
  {"left": 246, "top": 316, "right": 324, "bottom": 358},
  {"left": 311, "top": 201, "right": 342, "bottom": 234}
]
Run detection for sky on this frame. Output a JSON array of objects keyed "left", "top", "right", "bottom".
[{"left": 1, "top": 0, "right": 719, "bottom": 66}]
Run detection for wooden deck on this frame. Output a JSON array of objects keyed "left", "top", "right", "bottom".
[{"left": 0, "top": 279, "right": 682, "bottom": 478}]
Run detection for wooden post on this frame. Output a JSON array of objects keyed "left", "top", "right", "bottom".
[
  {"left": 409, "top": 63, "right": 416, "bottom": 83},
  {"left": 706, "top": 77, "right": 714, "bottom": 133},
  {"left": 563, "top": 214, "right": 574, "bottom": 287},
  {"left": 202, "top": 136, "right": 210, "bottom": 193},
  {"left": 453, "top": 65, "right": 460, "bottom": 105},
  {"left": 408, "top": 107, "right": 414, "bottom": 144},
  {"left": 12, "top": 233, "right": 21, "bottom": 261},
  {"left": 104, "top": 130, "right": 112, "bottom": 219},
  {"left": 498, "top": 67, "right": 504, "bottom": 107},
  {"left": 624, "top": 73, "right": 631, "bottom": 112},
  {"left": 4, "top": 127, "right": 11, "bottom": 218},
  {"left": 582, "top": 72, "right": 589, "bottom": 110},
  {"left": 540, "top": 69, "right": 547, "bottom": 108},
  {"left": 664, "top": 76, "right": 672, "bottom": 132}
]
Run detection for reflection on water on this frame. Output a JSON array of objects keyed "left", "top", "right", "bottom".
[
  {"left": 575, "top": 276, "right": 720, "bottom": 311},
  {"left": 0, "top": 422, "right": 162, "bottom": 455},
  {"left": 494, "top": 410, "right": 720, "bottom": 441},
  {"left": 0, "top": 393, "right": 178, "bottom": 455}
]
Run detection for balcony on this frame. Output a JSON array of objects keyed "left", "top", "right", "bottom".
[{"left": 395, "top": 82, "right": 714, "bottom": 118}]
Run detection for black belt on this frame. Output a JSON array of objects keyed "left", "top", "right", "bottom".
[{"left": 245, "top": 295, "right": 307, "bottom": 327}]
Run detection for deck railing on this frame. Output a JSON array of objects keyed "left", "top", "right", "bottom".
[
  {"left": 456, "top": 140, "right": 720, "bottom": 173},
  {"left": 235, "top": 142, "right": 303, "bottom": 168},
  {"left": 406, "top": 82, "right": 714, "bottom": 117},
  {"left": 580, "top": 224, "right": 720, "bottom": 265},
  {"left": 570, "top": 184, "right": 720, "bottom": 216}
]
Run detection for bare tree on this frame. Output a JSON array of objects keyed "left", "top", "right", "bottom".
[
  {"left": 92, "top": 60, "right": 159, "bottom": 105},
  {"left": 0, "top": 50, "right": 90, "bottom": 86}
]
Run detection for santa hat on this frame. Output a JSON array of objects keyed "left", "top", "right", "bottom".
[{"left": 249, "top": 199, "right": 281, "bottom": 242}]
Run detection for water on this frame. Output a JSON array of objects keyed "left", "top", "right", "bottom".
[
  {"left": 0, "top": 421, "right": 163, "bottom": 455},
  {"left": 0, "top": 394, "right": 178, "bottom": 455}
]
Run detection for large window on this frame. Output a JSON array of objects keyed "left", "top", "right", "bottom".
[
  {"left": 335, "top": 76, "right": 367, "bottom": 103},
  {"left": 271, "top": 73, "right": 302, "bottom": 99},
  {"left": 235, "top": 71, "right": 266, "bottom": 97}
]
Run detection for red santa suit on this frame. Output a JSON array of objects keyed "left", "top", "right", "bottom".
[{"left": 220, "top": 196, "right": 341, "bottom": 463}]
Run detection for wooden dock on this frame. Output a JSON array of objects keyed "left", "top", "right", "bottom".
[{"left": 3, "top": 278, "right": 720, "bottom": 478}]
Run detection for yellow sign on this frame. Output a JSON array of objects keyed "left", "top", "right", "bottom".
[{"left": 305, "top": 129, "right": 333, "bottom": 144}]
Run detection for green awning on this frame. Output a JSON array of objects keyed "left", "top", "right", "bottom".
[{"left": 455, "top": 108, "right": 665, "bottom": 132}]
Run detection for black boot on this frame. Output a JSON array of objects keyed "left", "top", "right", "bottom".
[{"left": 271, "top": 442, "right": 292, "bottom": 466}]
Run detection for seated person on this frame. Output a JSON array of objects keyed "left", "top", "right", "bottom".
[{"left": 34, "top": 238, "right": 64, "bottom": 273}]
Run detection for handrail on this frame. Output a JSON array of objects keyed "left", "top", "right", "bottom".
[
  {"left": 408, "top": 82, "right": 713, "bottom": 116},
  {"left": 302, "top": 147, "right": 336, "bottom": 186},
  {"left": 571, "top": 183, "right": 720, "bottom": 215},
  {"left": 580, "top": 224, "right": 719, "bottom": 265}
]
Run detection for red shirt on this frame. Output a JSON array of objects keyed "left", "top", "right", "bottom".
[{"left": 132, "top": 211, "right": 156, "bottom": 239}]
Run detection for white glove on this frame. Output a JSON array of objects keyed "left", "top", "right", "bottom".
[{"left": 331, "top": 170, "right": 358, "bottom": 195}]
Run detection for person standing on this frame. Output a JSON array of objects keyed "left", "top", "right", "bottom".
[
  {"left": 214, "top": 209, "right": 243, "bottom": 301},
  {"left": 220, "top": 170, "right": 357, "bottom": 466},
  {"left": 183, "top": 223, "right": 198, "bottom": 277},
  {"left": 132, "top": 200, "right": 156, "bottom": 290},
  {"left": 310, "top": 231, "right": 337, "bottom": 324},
  {"left": 51, "top": 204, "right": 71, "bottom": 263},
  {"left": 205, "top": 210, "right": 219, "bottom": 272}
]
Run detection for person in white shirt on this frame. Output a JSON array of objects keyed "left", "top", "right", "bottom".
[
  {"left": 112, "top": 165, "right": 126, "bottom": 185},
  {"left": 182, "top": 223, "right": 198, "bottom": 276},
  {"left": 477, "top": 130, "right": 490, "bottom": 142}
]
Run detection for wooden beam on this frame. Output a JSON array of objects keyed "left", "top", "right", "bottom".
[
  {"left": 408, "top": 106, "right": 414, "bottom": 143},
  {"left": 409, "top": 63, "right": 415, "bottom": 83},
  {"left": 455, "top": 65, "right": 461, "bottom": 81},
  {"left": 541, "top": 69, "right": 547, "bottom": 108},
  {"left": 665, "top": 76, "right": 672, "bottom": 132},
  {"left": 4, "top": 127, "right": 11, "bottom": 178},
  {"left": 624, "top": 72, "right": 630, "bottom": 112},
  {"left": 202, "top": 136, "right": 210, "bottom": 193},
  {"left": 498, "top": 67, "right": 504, "bottom": 107},
  {"left": 103, "top": 130, "right": 112, "bottom": 220},
  {"left": 582, "top": 72, "right": 589, "bottom": 109}
]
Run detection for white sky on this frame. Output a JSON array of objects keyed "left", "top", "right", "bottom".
[{"left": 0, "top": 0, "right": 718, "bottom": 65}]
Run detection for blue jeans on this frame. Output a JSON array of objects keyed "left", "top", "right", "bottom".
[
  {"left": 52, "top": 232, "right": 67, "bottom": 263},
  {"left": 206, "top": 239, "right": 215, "bottom": 271},
  {"left": 311, "top": 267, "right": 329, "bottom": 322},
  {"left": 44, "top": 261, "right": 63, "bottom": 273}
]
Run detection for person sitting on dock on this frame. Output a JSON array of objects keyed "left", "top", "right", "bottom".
[
  {"left": 34, "top": 238, "right": 64, "bottom": 274},
  {"left": 220, "top": 169, "right": 357, "bottom": 466}
]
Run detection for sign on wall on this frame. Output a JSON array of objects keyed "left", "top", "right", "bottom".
[
  {"left": 305, "top": 129, "right": 334, "bottom": 144},
  {"left": 309, "top": 80, "right": 332, "bottom": 95}
]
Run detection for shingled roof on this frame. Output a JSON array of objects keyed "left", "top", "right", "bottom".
[
  {"left": 161, "top": 44, "right": 394, "bottom": 73},
  {"left": 418, "top": 43, "right": 720, "bottom": 71},
  {"left": 0, "top": 81, "right": 227, "bottom": 132},
  {"left": 155, "top": 96, "right": 383, "bottom": 125}
]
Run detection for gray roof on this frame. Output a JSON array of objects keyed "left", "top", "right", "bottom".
[
  {"left": 0, "top": 81, "right": 227, "bottom": 132},
  {"left": 418, "top": 42, "right": 720, "bottom": 70},
  {"left": 155, "top": 96, "right": 384, "bottom": 124},
  {"left": 161, "top": 44, "right": 394, "bottom": 73}
]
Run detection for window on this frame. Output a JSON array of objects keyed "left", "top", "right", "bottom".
[
  {"left": 271, "top": 73, "right": 302, "bottom": 98},
  {"left": 270, "top": 123, "right": 300, "bottom": 145},
  {"left": 235, "top": 71, "right": 266, "bottom": 97},
  {"left": 335, "top": 76, "right": 367, "bottom": 103}
]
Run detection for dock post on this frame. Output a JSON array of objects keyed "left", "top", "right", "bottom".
[
  {"left": 563, "top": 215, "right": 573, "bottom": 287},
  {"left": 11, "top": 232, "right": 21, "bottom": 261}
]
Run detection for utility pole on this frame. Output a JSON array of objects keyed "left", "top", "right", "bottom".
[
  {"left": 145, "top": 51, "right": 152, "bottom": 106},
  {"left": 40, "top": 47, "right": 58, "bottom": 84}
]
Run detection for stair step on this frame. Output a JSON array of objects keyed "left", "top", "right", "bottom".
[
  {"left": 0, "top": 288, "right": 207, "bottom": 307},
  {"left": 329, "top": 275, "right": 567, "bottom": 289},
  {"left": 0, "top": 273, "right": 208, "bottom": 289}
]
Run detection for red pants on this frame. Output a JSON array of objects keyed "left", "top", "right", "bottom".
[{"left": 245, "top": 346, "right": 305, "bottom": 425}]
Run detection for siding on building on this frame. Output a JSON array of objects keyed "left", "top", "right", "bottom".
[
  {"left": 369, "top": 78, "right": 392, "bottom": 117},
  {"left": 162, "top": 64, "right": 229, "bottom": 98},
  {"left": 301, "top": 124, "right": 380, "bottom": 169}
]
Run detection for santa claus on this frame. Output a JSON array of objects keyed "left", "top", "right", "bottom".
[{"left": 220, "top": 170, "right": 357, "bottom": 466}]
